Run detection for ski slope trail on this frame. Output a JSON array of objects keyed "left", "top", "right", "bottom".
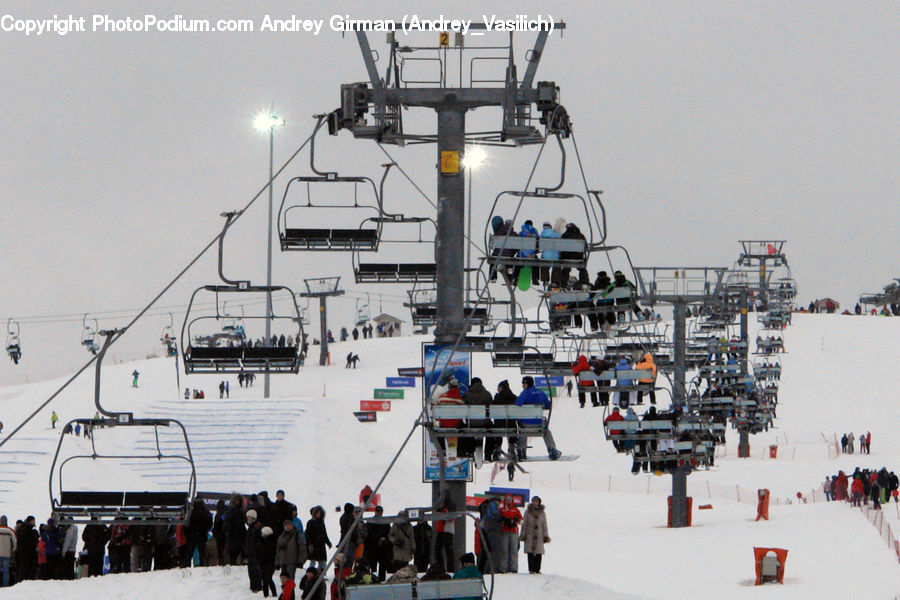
[{"left": 0, "top": 315, "right": 897, "bottom": 599}]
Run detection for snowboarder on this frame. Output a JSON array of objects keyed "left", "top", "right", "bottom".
[
  {"left": 50, "top": 411, "right": 58, "bottom": 429},
  {"left": 565, "top": 380, "right": 573, "bottom": 397},
  {"left": 351, "top": 354, "right": 360, "bottom": 369},
  {"left": 515, "top": 376, "right": 562, "bottom": 460},
  {"left": 352, "top": 327, "right": 359, "bottom": 341},
  {"left": 132, "top": 370, "right": 140, "bottom": 388},
  {"left": 346, "top": 353, "right": 353, "bottom": 369}
]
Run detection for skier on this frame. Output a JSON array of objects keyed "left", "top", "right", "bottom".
[
  {"left": 635, "top": 353, "right": 658, "bottom": 405},
  {"left": 132, "top": 370, "right": 140, "bottom": 388},
  {"left": 572, "top": 355, "right": 598, "bottom": 408},
  {"left": 538, "top": 221, "right": 561, "bottom": 285},
  {"left": 50, "top": 411, "right": 58, "bottom": 429},
  {"left": 346, "top": 353, "right": 353, "bottom": 369},
  {"left": 219, "top": 381, "right": 226, "bottom": 399},
  {"left": 225, "top": 380, "right": 230, "bottom": 399},
  {"left": 352, "top": 327, "right": 359, "bottom": 341},
  {"left": 614, "top": 357, "right": 634, "bottom": 408},
  {"left": 351, "top": 354, "right": 360, "bottom": 369},
  {"left": 514, "top": 376, "right": 562, "bottom": 460}
]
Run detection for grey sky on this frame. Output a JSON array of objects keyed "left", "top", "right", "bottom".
[{"left": 1, "top": 0, "right": 897, "bottom": 384}]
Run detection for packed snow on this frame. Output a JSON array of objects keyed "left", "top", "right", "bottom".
[{"left": 0, "top": 313, "right": 898, "bottom": 599}]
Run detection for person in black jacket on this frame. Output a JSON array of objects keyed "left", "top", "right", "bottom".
[
  {"left": 298, "top": 566, "right": 327, "bottom": 600},
  {"left": 590, "top": 356, "right": 611, "bottom": 406},
  {"left": 183, "top": 499, "right": 213, "bottom": 567},
  {"left": 270, "top": 490, "right": 296, "bottom": 532},
  {"left": 338, "top": 504, "right": 364, "bottom": 569},
  {"left": 259, "top": 526, "right": 278, "bottom": 597},
  {"left": 224, "top": 494, "right": 247, "bottom": 565},
  {"left": 460, "top": 377, "right": 493, "bottom": 461},
  {"left": 304, "top": 506, "right": 331, "bottom": 572},
  {"left": 81, "top": 518, "right": 109, "bottom": 577},
  {"left": 561, "top": 223, "right": 589, "bottom": 285},
  {"left": 152, "top": 524, "right": 174, "bottom": 571},
  {"left": 412, "top": 521, "right": 432, "bottom": 573},
  {"left": 493, "top": 380, "right": 518, "bottom": 461},
  {"left": 212, "top": 499, "right": 227, "bottom": 565},
  {"left": 15, "top": 516, "right": 38, "bottom": 581},
  {"left": 245, "top": 510, "right": 263, "bottom": 592},
  {"left": 363, "top": 506, "right": 391, "bottom": 581}
]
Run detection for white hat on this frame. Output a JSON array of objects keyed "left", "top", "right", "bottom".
[
  {"left": 261, "top": 526, "right": 274, "bottom": 538},
  {"left": 246, "top": 509, "right": 258, "bottom": 523}
]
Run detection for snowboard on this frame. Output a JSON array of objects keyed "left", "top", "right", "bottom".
[{"left": 517, "top": 266, "right": 533, "bottom": 291}]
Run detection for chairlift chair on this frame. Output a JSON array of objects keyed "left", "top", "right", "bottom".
[
  {"left": 181, "top": 212, "right": 305, "bottom": 374},
  {"left": 6, "top": 318, "right": 21, "bottom": 364},
  {"left": 81, "top": 314, "right": 100, "bottom": 355},
  {"left": 160, "top": 313, "right": 178, "bottom": 358},
  {"left": 50, "top": 330, "right": 196, "bottom": 525},
  {"left": 355, "top": 293, "right": 371, "bottom": 326},
  {"left": 352, "top": 216, "right": 437, "bottom": 284},
  {"left": 277, "top": 118, "right": 392, "bottom": 252}
]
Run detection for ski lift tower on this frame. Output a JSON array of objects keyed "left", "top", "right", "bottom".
[
  {"left": 331, "top": 22, "right": 567, "bottom": 563},
  {"left": 634, "top": 266, "right": 727, "bottom": 527},
  {"left": 737, "top": 241, "right": 787, "bottom": 311},
  {"left": 299, "top": 277, "right": 345, "bottom": 366}
]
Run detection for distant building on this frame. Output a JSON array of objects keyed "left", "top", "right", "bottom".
[
  {"left": 372, "top": 313, "right": 404, "bottom": 337},
  {"left": 812, "top": 298, "right": 839, "bottom": 313}
]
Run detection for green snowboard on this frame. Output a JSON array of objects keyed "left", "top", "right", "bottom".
[{"left": 517, "top": 265, "right": 532, "bottom": 291}]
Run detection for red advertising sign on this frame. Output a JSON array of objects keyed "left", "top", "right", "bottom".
[{"left": 360, "top": 400, "right": 392, "bottom": 412}]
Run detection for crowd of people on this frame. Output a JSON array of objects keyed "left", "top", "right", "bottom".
[
  {"left": 0, "top": 488, "right": 555, "bottom": 598},
  {"left": 823, "top": 468, "right": 899, "bottom": 509},
  {"left": 429, "top": 375, "right": 562, "bottom": 464}
]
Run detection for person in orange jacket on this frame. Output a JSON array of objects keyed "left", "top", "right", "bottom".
[
  {"left": 571, "top": 355, "right": 598, "bottom": 408},
  {"left": 635, "top": 353, "right": 658, "bottom": 405}
]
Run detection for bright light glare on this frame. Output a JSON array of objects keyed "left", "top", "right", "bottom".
[
  {"left": 462, "top": 146, "right": 488, "bottom": 171},
  {"left": 254, "top": 112, "right": 285, "bottom": 132}
]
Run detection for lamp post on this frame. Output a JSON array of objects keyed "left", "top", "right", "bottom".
[
  {"left": 461, "top": 147, "right": 487, "bottom": 304},
  {"left": 254, "top": 112, "right": 285, "bottom": 399}
]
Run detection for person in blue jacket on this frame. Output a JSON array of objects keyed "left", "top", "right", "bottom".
[
  {"left": 514, "top": 376, "right": 562, "bottom": 461},
  {"left": 538, "top": 222, "right": 561, "bottom": 286},
  {"left": 615, "top": 357, "right": 634, "bottom": 408}
]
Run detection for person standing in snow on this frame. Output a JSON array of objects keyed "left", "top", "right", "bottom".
[
  {"left": 245, "top": 510, "right": 264, "bottom": 593},
  {"left": 132, "top": 370, "right": 140, "bottom": 388},
  {"left": 352, "top": 327, "right": 359, "bottom": 341},
  {"left": 225, "top": 380, "right": 230, "bottom": 398},
  {"left": 498, "top": 495, "right": 522, "bottom": 574},
  {"left": 219, "top": 381, "right": 226, "bottom": 399},
  {"left": 61, "top": 522, "right": 78, "bottom": 579},
  {"left": 50, "top": 411, "right": 58, "bottom": 429},
  {"left": 519, "top": 497, "right": 549, "bottom": 575},
  {"left": 847, "top": 432, "right": 855, "bottom": 454},
  {"left": 81, "top": 518, "right": 109, "bottom": 577},
  {"left": 276, "top": 519, "right": 306, "bottom": 581},
  {"left": 0, "top": 516, "right": 16, "bottom": 587},
  {"left": 304, "top": 506, "right": 331, "bottom": 573}
]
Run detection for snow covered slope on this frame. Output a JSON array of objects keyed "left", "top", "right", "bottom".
[{"left": 0, "top": 313, "right": 898, "bottom": 599}]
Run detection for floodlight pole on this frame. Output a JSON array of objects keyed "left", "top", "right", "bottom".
[
  {"left": 738, "top": 289, "right": 751, "bottom": 458},
  {"left": 265, "top": 125, "right": 275, "bottom": 399}
]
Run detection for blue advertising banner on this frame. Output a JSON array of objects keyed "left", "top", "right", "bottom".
[
  {"left": 534, "top": 375, "right": 564, "bottom": 388},
  {"left": 386, "top": 376, "right": 416, "bottom": 388},
  {"left": 423, "top": 344, "right": 471, "bottom": 396},
  {"left": 422, "top": 343, "right": 472, "bottom": 482}
]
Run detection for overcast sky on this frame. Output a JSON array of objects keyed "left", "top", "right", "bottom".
[{"left": 1, "top": 0, "right": 897, "bottom": 384}]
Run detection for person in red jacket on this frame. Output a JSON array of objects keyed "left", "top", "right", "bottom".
[
  {"left": 850, "top": 477, "right": 864, "bottom": 507},
  {"left": 604, "top": 407, "right": 625, "bottom": 451},
  {"left": 572, "top": 355, "right": 598, "bottom": 408},
  {"left": 280, "top": 571, "right": 296, "bottom": 600},
  {"left": 432, "top": 377, "right": 464, "bottom": 429},
  {"left": 499, "top": 495, "right": 522, "bottom": 574}
]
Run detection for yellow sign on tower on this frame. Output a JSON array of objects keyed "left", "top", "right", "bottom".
[
  {"left": 439, "top": 32, "right": 449, "bottom": 47},
  {"left": 440, "top": 151, "right": 459, "bottom": 175}
]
